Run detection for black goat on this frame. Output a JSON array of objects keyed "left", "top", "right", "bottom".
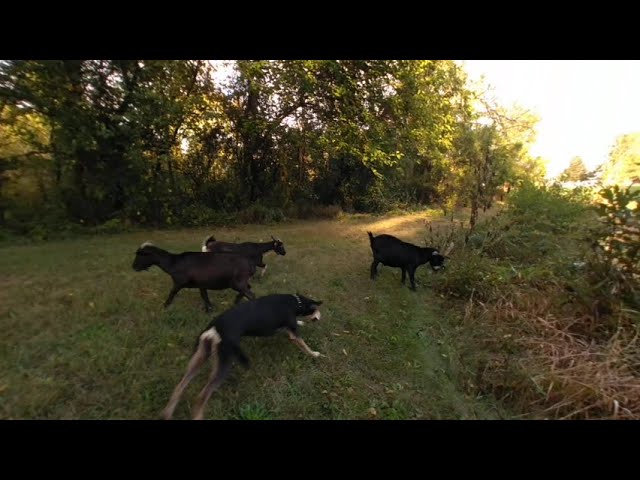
[
  {"left": 367, "top": 232, "right": 452, "bottom": 291},
  {"left": 162, "top": 293, "right": 324, "bottom": 420},
  {"left": 132, "top": 242, "right": 256, "bottom": 312},
  {"left": 201, "top": 235, "right": 286, "bottom": 278}
]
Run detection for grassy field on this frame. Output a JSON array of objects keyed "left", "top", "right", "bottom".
[{"left": 0, "top": 210, "right": 507, "bottom": 419}]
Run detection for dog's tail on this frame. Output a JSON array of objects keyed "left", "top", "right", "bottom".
[
  {"left": 202, "top": 235, "right": 216, "bottom": 252},
  {"left": 195, "top": 327, "right": 248, "bottom": 368},
  {"left": 195, "top": 326, "right": 222, "bottom": 359}
]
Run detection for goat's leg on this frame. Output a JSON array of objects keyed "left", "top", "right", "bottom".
[
  {"left": 236, "top": 285, "right": 255, "bottom": 302},
  {"left": 234, "top": 287, "right": 256, "bottom": 304},
  {"left": 370, "top": 260, "right": 380, "bottom": 280},
  {"left": 199, "top": 289, "right": 213, "bottom": 312},
  {"left": 233, "top": 284, "right": 254, "bottom": 303},
  {"left": 286, "top": 329, "right": 323, "bottom": 358},
  {"left": 164, "top": 285, "right": 182, "bottom": 308},
  {"left": 162, "top": 338, "right": 211, "bottom": 419},
  {"left": 234, "top": 292, "right": 245, "bottom": 304},
  {"left": 245, "top": 287, "right": 256, "bottom": 301},
  {"left": 260, "top": 265, "right": 267, "bottom": 277},
  {"left": 192, "top": 348, "right": 234, "bottom": 420},
  {"left": 408, "top": 267, "right": 417, "bottom": 291},
  {"left": 401, "top": 268, "right": 407, "bottom": 284}
]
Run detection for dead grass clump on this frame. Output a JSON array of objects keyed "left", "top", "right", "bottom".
[{"left": 466, "top": 286, "right": 640, "bottom": 419}]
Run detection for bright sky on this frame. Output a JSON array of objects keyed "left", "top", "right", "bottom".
[{"left": 460, "top": 60, "right": 640, "bottom": 178}]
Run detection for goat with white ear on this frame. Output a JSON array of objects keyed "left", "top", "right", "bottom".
[
  {"left": 200, "top": 234, "right": 286, "bottom": 278},
  {"left": 162, "top": 293, "right": 324, "bottom": 420}
]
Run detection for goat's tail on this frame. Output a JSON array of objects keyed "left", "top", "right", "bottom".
[
  {"left": 202, "top": 235, "right": 216, "bottom": 252},
  {"left": 367, "top": 231, "right": 375, "bottom": 246}
]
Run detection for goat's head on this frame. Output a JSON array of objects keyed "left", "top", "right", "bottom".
[
  {"left": 293, "top": 292, "right": 323, "bottom": 319},
  {"left": 424, "top": 240, "right": 454, "bottom": 272},
  {"left": 429, "top": 251, "right": 446, "bottom": 272},
  {"left": 271, "top": 235, "right": 286, "bottom": 256},
  {"left": 202, "top": 235, "right": 216, "bottom": 252},
  {"left": 132, "top": 242, "right": 163, "bottom": 271}
]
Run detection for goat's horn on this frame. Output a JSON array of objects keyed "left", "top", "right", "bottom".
[
  {"left": 443, "top": 241, "right": 455, "bottom": 257},
  {"left": 271, "top": 235, "right": 277, "bottom": 241}
]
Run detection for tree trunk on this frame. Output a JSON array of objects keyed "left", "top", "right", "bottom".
[{"left": 470, "top": 197, "right": 479, "bottom": 232}]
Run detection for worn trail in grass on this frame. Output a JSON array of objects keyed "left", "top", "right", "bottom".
[{"left": 0, "top": 211, "right": 504, "bottom": 419}]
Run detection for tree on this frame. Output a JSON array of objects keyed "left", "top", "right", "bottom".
[
  {"left": 0, "top": 59, "right": 544, "bottom": 230},
  {"left": 0, "top": 60, "right": 219, "bottom": 225},
  {"left": 601, "top": 132, "right": 640, "bottom": 186},
  {"left": 559, "top": 156, "right": 589, "bottom": 182},
  {"left": 389, "top": 60, "right": 471, "bottom": 207}
]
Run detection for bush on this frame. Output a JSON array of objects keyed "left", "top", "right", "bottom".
[
  {"left": 431, "top": 251, "right": 497, "bottom": 300},
  {"left": 576, "top": 184, "right": 640, "bottom": 327},
  {"left": 178, "top": 204, "right": 236, "bottom": 227},
  {"left": 592, "top": 185, "right": 640, "bottom": 307},
  {"left": 236, "top": 203, "right": 286, "bottom": 224},
  {"left": 91, "top": 218, "right": 129, "bottom": 235},
  {"left": 436, "top": 182, "right": 640, "bottom": 419},
  {"left": 508, "top": 182, "right": 589, "bottom": 234},
  {"left": 353, "top": 182, "right": 387, "bottom": 213},
  {"left": 310, "top": 204, "right": 343, "bottom": 219},
  {"left": 284, "top": 202, "right": 343, "bottom": 220}
]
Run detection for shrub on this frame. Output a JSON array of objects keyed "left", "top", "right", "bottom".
[
  {"left": 236, "top": 203, "right": 286, "bottom": 224},
  {"left": 436, "top": 182, "right": 640, "bottom": 419}
]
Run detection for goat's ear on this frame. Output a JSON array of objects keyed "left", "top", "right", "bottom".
[{"left": 315, "top": 300, "right": 323, "bottom": 306}]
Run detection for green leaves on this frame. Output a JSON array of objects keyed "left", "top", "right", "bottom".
[
  {"left": 559, "top": 157, "right": 589, "bottom": 182},
  {"left": 601, "top": 132, "right": 640, "bottom": 186},
  {"left": 1, "top": 59, "right": 544, "bottom": 228}
]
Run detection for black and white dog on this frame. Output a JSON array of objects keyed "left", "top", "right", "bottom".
[{"left": 163, "top": 293, "right": 324, "bottom": 420}]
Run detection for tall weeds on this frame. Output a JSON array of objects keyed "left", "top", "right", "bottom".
[{"left": 435, "top": 182, "right": 640, "bottom": 419}]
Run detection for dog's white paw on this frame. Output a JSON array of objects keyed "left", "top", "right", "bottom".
[
  {"left": 297, "top": 320, "right": 305, "bottom": 326},
  {"left": 312, "top": 351, "right": 322, "bottom": 358}
]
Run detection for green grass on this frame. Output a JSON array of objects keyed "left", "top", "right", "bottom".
[{"left": 0, "top": 211, "right": 506, "bottom": 419}]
